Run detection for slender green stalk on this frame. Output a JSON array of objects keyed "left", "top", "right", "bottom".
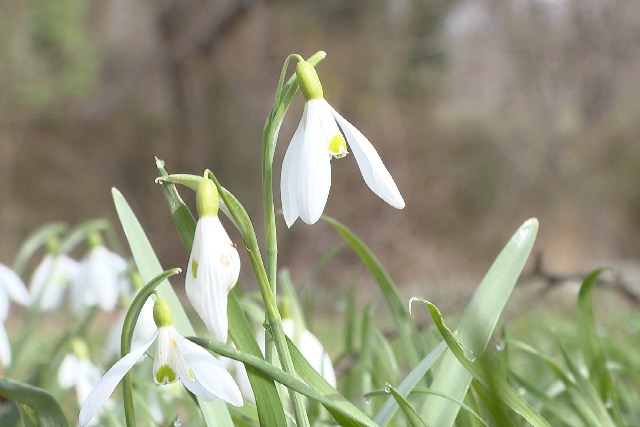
[
  {"left": 207, "top": 172, "right": 310, "bottom": 427},
  {"left": 120, "top": 268, "right": 182, "bottom": 427},
  {"left": 261, "top": 52, "right": 322, "bottom": 364}
]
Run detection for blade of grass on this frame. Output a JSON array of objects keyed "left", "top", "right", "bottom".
[
  {"left": 415, "top": 299, "right": 551, "bottom": 427},
  {"left": 323, "top": 216, "right": 422, "bottom": 366},
  {"left": 419, "top": 218, "right": 539, "bottom": 426},
  {"left": 387, "top": 384, "right": 429, "bottom": 427}
]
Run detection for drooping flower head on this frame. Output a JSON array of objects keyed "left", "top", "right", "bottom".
[
  {"left": 71, "top": 231, "right": 128, "bottom": 314},
  {"left": 78, "top": 297, "right": 243, "bottom": 426},
  {"left": 280, "top": 58, "right": 405, "bottom": 227},
  {"left": 185, "top": 178, "right": 240, "bottom": 343},
  {"left": 58, "top": 339, "right": 103, "bottom": 406},
  {"left": 29, "top": 237, "right": 80, "bottom": 312}
]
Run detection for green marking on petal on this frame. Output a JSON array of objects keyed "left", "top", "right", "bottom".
[
  {"left": 328, "top": 134, "right": 348, "bottom": 158},
  {"left": 156, "top": 364, "right": 177, "bottom": 384},
  {"left": 191, "top": 260, "right": 199, "bottom": 279},
  {"left": 188, "top": 368, "right": 195, "bottom": 381}
]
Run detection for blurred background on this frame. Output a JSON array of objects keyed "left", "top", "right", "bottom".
[{"left": 2, "top": 0, "right": 640, "bottom": 305}]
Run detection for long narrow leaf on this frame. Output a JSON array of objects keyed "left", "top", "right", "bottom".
[
  {"left": 420, "top": 218, "right": 538, "bottom": 426},
  {"left": 0, "top": 378, "right": 69, "bottom": 427},
  {"left": 323, "top": 216, "right": 422, "bottom": 366},
  {"left": 387, "top": 385, "right": 429, "bottom": 427}
]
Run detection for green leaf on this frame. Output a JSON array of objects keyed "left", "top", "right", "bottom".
[
  {"left": 191, "top": 337, "right": 378, "bottom": 427},
  {"left": 323, "top": 216, "right": 422, "bottom": 366},
  {"left": 387, "top": 384, "right": 429, "bottom": 427},
  {"left": 577, "top": 269, "right": 623, "bottom": 424},
  {"left": 373, "top": 342, "right": 446, "bottom": 426},
  {"left": 416, "top": 299, "right": 551, "bottom": 427},
  {"left": 0, "top": 378, "right": 69, "bottom": 427},
  {"left": 112, "top": 188, "right": 233, "bottom": 427},
  {"left": 420, "top": 218, "right": 539, "bottom": 426}
]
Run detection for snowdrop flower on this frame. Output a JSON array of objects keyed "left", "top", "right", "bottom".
[
  {"left": 280, "top": 59, "right": 405, "bottom": 227},
  {"left": 29, "top": 251, "right": 80, "bottom": 312},
  {"left": 186, "top": 178, "right": 240, "bottom": 343},
  {"left": 58, "top": 339, "right": 103, "bottom": 406},
  {"left": 0, "top": 263, "right": 31, "bottom": 366},
  {"left": 71, "top": 232, "right": 128, "bottom": 314},
  {"left": 78, "top": 298, "right": 243, "bottom": 426}
]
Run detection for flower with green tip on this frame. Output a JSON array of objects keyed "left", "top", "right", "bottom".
[
  {"left": 58, "top": 339, "right": 103, "bottom": 407},
  {"left": 29, "top": 253, "right": 79, "bottom": 311},
  {"left": 280, "top": 59, "right": 405, "bottom": 227},
  {"left": 71, "top": 232, "right": 128, "bottom": 314},
  {"left": 186, "top": 178, "right": 240, "bottom": 343},
  {"left": 78, "top": 298, "right": 243, "bottom": 426}
]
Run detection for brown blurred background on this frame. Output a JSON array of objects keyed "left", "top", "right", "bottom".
[{"left": 2, "top": 0, "right": 640, "bottom": 302}]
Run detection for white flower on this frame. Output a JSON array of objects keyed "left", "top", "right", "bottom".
[
  {"left": 71, "top": 246, "right": 128, "bottom": 314},
  {"left": 0, "top": 263, "right": 31, "bottom": 308},
  {"left": 58, "top": 353, "right": 103, "bottom": 406},
  {"left": 29, "top": 254, "right": 79, "bottom": 311},
  {"left": 185, "top": 216, "right": 240, "bottom": 343},
  {"left": 280, "top": 61, "right": 405, "bottom": 227},
  {"left": 78, "top": 299, "right": 243, "bottom": 427}
]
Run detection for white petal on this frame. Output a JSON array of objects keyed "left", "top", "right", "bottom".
[
  {"left": 185, "top": 217, "right": 239, "bottom": 343},
  {"left": 281, "top": 110, "right": 307, "bottom": 227},
  {"left": 0, "top": 264, "right": 30, "bottom": 306},
  {"left": 297, "top": 100, "right": 332, "bottom": 224},
  {"left": 58, "top": 354, "right": 79, "bottom": 388},
  {"left": 172, "top": 330, "right": 243, "bottom": 406},
  {"left": 78, "top": 330, "right": 157, "bottom": 427},
  {"left": 332, "top": 108, "right": 405, "bottom": 209},
  {"left": 0, "top": 323, "right": 11, "bottom": 366},
  {"left": 76, "top": 360, "right": 103, "bottom": 406},
  {"left": 153, "top": 327, "right": 190, "bottom": 385}
]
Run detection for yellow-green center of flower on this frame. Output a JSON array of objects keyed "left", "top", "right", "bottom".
[
  {"left": 296, "top": 61, "right": 324, "bottom": 101},
  {"left": 153, "top": 299, "right": 173, "bottom": 327},
  {"left": 156, "top": 364, "right": 176, "bottom": 384},
  {"left": 196, "top": 178, "right": 219, "bottom": 218},
  {"left": 328, "top": 134, "right": 348, "bottom": 158}
]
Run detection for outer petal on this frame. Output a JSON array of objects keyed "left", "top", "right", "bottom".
[
  {"left": 296, "top": 99, "right": 332, "bottom": 224},
  {"left": 281, "top": 108, "right": 307, "bottom": 227},
  {"left": 0, "top": 264, "right": 30, "bottom": 306},
  {"left": 78, "top": 330, "right": 157, "bottom": 427},
  {"left": 76, "top": 360, "right": 103, "bottom": 406},
  {"left": 172, "top": 330, "right": 243, "bottom": 406},
  {"left": 185, "top": 217, "right": 239, "bottom": 343},
  {"left": 0, "top": 322, "right": 11, "bottom": 366},
  {"left": 332, "top": 108, "right": 405, "bottom": 209}
]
